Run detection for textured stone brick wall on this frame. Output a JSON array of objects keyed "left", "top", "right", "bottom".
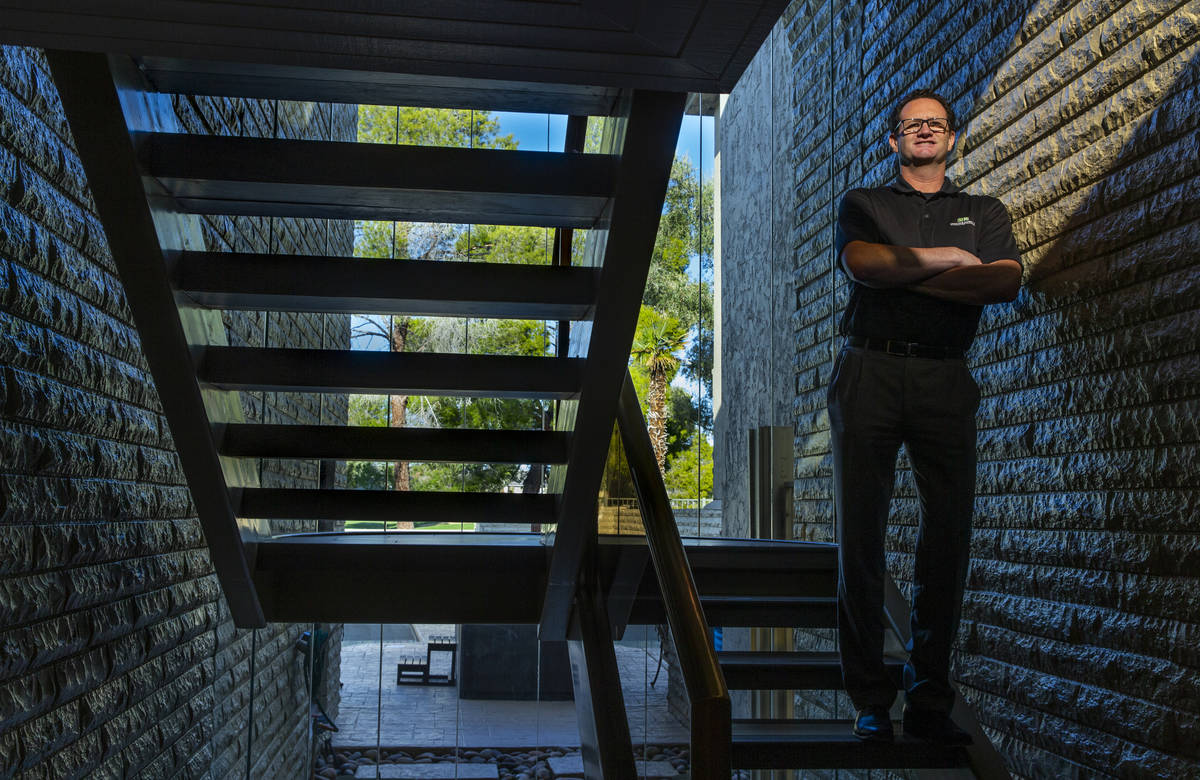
[
  {"left": 720, "top": 1, "right": 1199, "bottom": 775},
  {"left": 0, "top": 46, "right": 353, "bottom": 778}
]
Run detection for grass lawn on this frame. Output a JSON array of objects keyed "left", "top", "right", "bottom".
[{"left": 343, "top": 520, "right": 476, "bottom": 532}]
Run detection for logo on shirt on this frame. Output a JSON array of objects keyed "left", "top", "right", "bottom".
[{"left": 950, "top": 216, "right": 975, "bottom": 227}]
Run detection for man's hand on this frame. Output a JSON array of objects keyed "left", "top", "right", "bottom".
[
  {"left": 841, "top": 241, "right": 981, "bottom": 287},
  {"left": 906, "top": 259, "right": 1022, "bottom": 305}
]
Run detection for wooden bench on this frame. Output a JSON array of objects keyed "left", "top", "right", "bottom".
[
  {"left": 395, "top": 655, "right": 430, "bottom": 685},
  {"left": 425, "top": 634, "right": 457, "bottom": 686},
  {"left": 395, "top": 635, "right": 458, "bottom": 686}
]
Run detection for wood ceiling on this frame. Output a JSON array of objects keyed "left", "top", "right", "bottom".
[{"left": 0, "top": 1, "right": 788, "bottom": 92}]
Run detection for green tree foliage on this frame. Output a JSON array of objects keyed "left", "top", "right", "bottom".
[
  {"left": 644, "top": 156, "right": 713, "bottom": 331},
  {"left": 457, "top": 224, "right": 552, "bottom": 266},
  {"left": 630, "top": 306, "right": 687, "bottom": 473},
  {"left": 349, "top": 105, "right": 551, "bottom": 495},
  {"left": 348, "top": 394, "right": 388, "bottom": 427},
  {"left": 663, "top": 436, "right": 714, "bottom": 500},
  {"left": 664, "top": 386, "right": 710, "bottom": 457},
  {"left": 359, "top": 105, "right": 517, "bottom": 149},
  {"left": 629, "top": 153, "right": 716, "bottom": 497},
  {"left": 345, "top": 395, "right": 387, "bottom": 489}
]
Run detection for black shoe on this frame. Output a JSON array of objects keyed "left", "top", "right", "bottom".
[
  {"left": 852, "top": 707, "right": 894, "bottom": 742},
  {"left": 902, "top": 705, "right": 972, "bottom": 745}
]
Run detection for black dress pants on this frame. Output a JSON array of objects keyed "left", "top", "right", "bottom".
[{"left": 827, "top": 345, "right": 979, "bottom": 714}]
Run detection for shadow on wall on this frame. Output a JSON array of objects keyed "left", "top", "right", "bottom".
[
  {"left": 938, "top": 6, "right": 1200, "bottom": 776},
  {"left": 825, "top": 1, "right": 1200, "bottom": 774},
  {"left": 950, "top": 10, "right": 1199, "bottom": 523}
]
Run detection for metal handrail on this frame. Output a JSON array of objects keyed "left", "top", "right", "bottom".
[{"left": 614, "top": 372, "right": 730, "bottom": 778}]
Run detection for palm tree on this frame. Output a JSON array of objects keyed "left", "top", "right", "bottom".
[{"left": 630, "top": 306, "right": 687, "bottom": 474}]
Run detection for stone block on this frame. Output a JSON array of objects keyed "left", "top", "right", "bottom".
[
  {"left": 358, "top": 764, "right": 500, "bottom": 779},
  {"left": 107, "top": 700, "right": 156, "bottom": 770},
  {"left": 0, "top": 666, "right": 55, "bottom": 731},
  {"left": 46, "top": 728, "right": 102, "bottom": 780},
  {"left": 0, "top": 310, "right": 47, "bottom": 374},
  {"left": 14, "top": 701, "right": 81, "bottom": 770},
  {"left": 547, "top": 755, "right": 680, "bottom": 777},
  {"left": 53, "top": 644, "right": 111, "bottom": 708},
  {"left": 168, "top": 718, "right": 209, "bottom": 773},
  {"left": 0, "top": 569, "right": 66, "bottom": 625}
]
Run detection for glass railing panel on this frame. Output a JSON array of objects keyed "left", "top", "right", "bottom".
[
  {"left": 215, "top": 620, "right": 335, "bottom": 778},
  {"left": 318, "top": 623, "right": 386, "bottom": 778},
  {"left": 598, "top": 420, "right": 647, "bottom": 536},
  {"left": 624, "top": 92, "right": 716, "bottom": 540},
  {"left": 300, "top": 621, "right": 340, "bottom": 774},
  {"left": 327, "top": 619, "right": 579, "bottom": 776},
  {"left": 616, "top": 622, "right": 693, "bottom": 777}
]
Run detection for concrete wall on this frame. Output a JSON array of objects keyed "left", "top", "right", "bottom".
[
  {"left": 0, "top": 46, "right": 353, "bottom": 778},
  {"left": 714, "top": 20, "right": 798, "bottom": 540},
  {"left": 719, "top": 1, "right": 1199, "bottom": 775}
]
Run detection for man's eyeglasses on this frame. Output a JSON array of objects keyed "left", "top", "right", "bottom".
[{"left": 895, "top": 117, "right": 951, "bottom": 135}]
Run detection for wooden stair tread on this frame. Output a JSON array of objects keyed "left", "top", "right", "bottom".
[
  {"left": 217, "top": 424, "right": 569, "bottom": 463},
  {"left": 717, "top": 650, "right": 905, "bottom": 690},
  {"left": 681, "top": 538, "right": 838, "bottom": 571},
  {"left": 639, "top": 539, "right": 839, "bottom": 600},
  {"left": 251, "top": 531, "right": 551, "bottom": 624},
  {"left": 137, "top": 132, "right": 618, "bottom": 226},
  {"left": 175, "top": 252, "right": 599, "bottom": 319},
  {"left": 196, "top": 347, "right": 582, "bottom": 398},
  {"left": 731, "top": 719, "right": 969, "bottom": 769},
  {"left": 140, "top": 58, "right": 624, "bottom": 115},
  {"left": 235, "top": 487, "right": 557, "bottom": 525},
  {"left": 700, "top": 595, "right": 838, "bottom": 628},
  {"left": 628, "top": 594, "right": 838, "bottom": 627},
  {"left": 248, "top": 536, "right": 836, "bottom": 626}
]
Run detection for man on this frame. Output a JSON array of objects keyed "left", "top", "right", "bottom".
[{"left": 830, "top": 89, "right": 1021, "bottom": 744}]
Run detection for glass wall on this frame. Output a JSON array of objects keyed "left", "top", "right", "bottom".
[
  {"left": 311, "top": 104, "right": 586, "bottom": 778},
  {"left": 343, "top": 106, "right": 563, "bottom": 536},
  {"left": 599, "top": 92, "right": 718, "bottom": 777},
  {"left": 226, "top": 96, "right": 720, "bottom": 778},
  {"left": 622, "top": 93, "right": 717, "bottom": 540}
]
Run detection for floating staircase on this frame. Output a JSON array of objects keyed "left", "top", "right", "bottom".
[
  {"left": 31, "top": 8, "right": 1009, "bottom": 776},
  {"left": 45, "top": 46, "right": 700, "bottom": 778},
  {"left": 46, "top": 50, "right": 685, "bottom": 630}
]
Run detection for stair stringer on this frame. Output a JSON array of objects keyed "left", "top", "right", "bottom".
[{"left": 46, "top": 51, "right": 269, "bottom": 625}]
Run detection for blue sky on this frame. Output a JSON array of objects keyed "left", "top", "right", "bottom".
[
  {"left": 493, "top": 111, "right": 715, "bottom": 171},
  {"left": 352, "top": 109, "right": 716, "bottom": 356},
  {"left": 492, "top": 110, "right": 715, "bottom": 399}
]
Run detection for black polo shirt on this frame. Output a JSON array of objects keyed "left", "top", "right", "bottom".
[{"left": 835, "top": 177, "right": 1020, "bottom": 350}]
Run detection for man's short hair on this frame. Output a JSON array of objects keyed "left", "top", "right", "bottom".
[{"left": 890, "top": 89, "right": 957, "bottom": 135}]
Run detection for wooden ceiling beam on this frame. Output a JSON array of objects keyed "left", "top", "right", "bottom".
[
  {"left": 140, "top": 59, "right": 624, "bottom": 115},
  {"left": 0, "top": 1, "right": 790, "bottom": 92}
]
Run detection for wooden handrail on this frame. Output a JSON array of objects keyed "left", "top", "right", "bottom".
[{"left": 615, "top": 372, "right": 731, "bottom": 778}]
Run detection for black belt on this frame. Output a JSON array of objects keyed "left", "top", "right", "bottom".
[{"left": 847, "top": 335, "right": 964, "bottom": 360}]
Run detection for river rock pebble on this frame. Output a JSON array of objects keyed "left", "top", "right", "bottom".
[{"left": 313, "top": 744, "right": 688, "bottom": 779}]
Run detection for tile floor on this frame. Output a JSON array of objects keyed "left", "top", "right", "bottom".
[{"left": 330, "top": 625, "right": 687, "bottom": 749}]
